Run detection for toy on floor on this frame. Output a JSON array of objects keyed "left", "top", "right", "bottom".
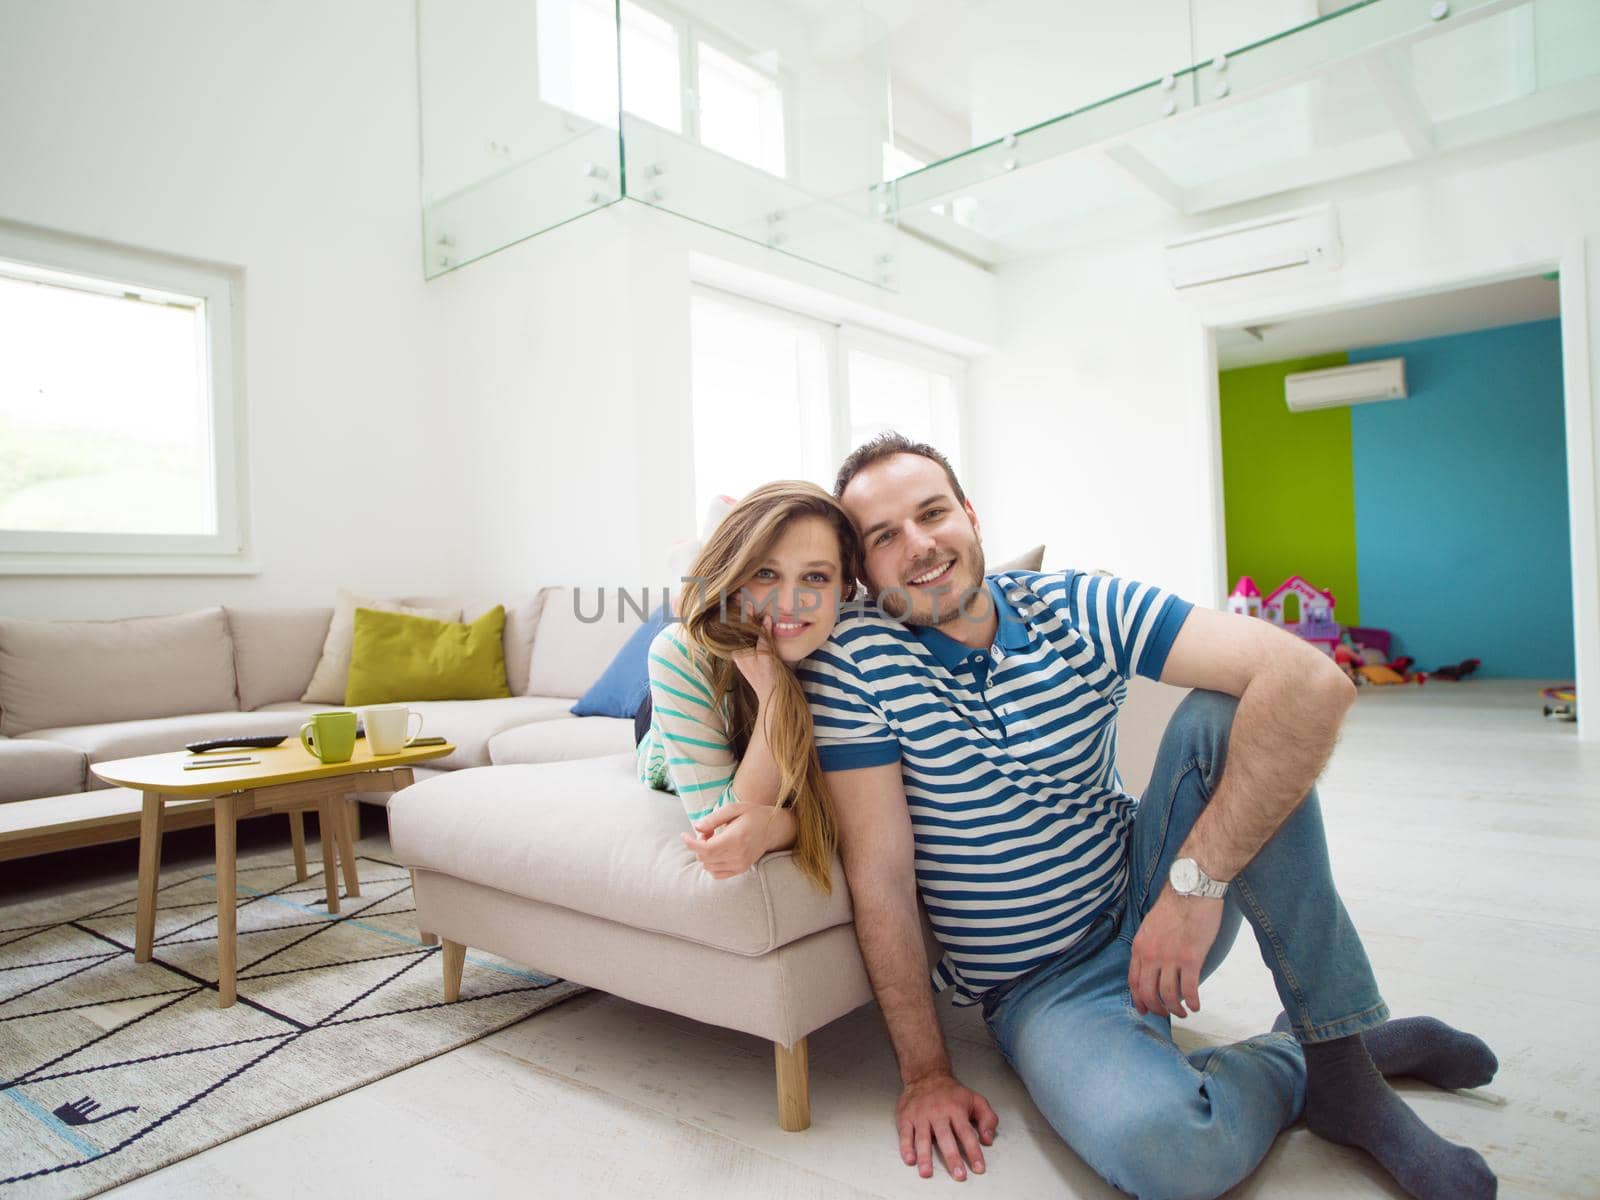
[
  {"left": 1231, "top": 575, "right": 1341, "bottom": 654},
  {"left": 1359, "top": 656, "right": 1427, "bottom": 686},
  {"left": 1431, "top": 658, "right": 1481, "bottom": 682},
  {"left": 1542, "top": 684, "right": 1577, "bottom": 722}
]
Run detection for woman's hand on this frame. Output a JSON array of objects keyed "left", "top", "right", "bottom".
[
  {"left": 682, "top": 801, "right": 787, "bottom": 879},
  {"left": 731, "top": 614, "right": 783, "bottom": 703}
]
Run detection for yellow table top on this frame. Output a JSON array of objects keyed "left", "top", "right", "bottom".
[{"left": 92, "top": 739, "right": 455, "bottom": 797}]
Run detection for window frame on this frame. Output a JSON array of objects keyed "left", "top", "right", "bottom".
[
  {"left": 536, "top": 0, "right": 793, "bottom": 179},
  {"left": 688, "top": 283, "right": 968, "bottom": 520},
  {"left": 837, "top": 323, "right": 968, "bottom": 476},
  {"left": 0, "top": 225, "right": 252, "bottom": 576}
]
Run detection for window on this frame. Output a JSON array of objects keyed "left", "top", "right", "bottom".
[
  {"left": 690, "top": 287, "right": 966, "bottom": 521},
  {"left": 0, "top": 232, "right": 245, "bottom": 573},
  {"left": 697, "top": 43, "right": 785, "bottom": 176},
  {"left": 537, "top": 0, "right": 787, "bottom": 177},
  {"left": 538, "top": 0, "right": 683, "bottom": 130},
  {"left": 689, "top": 290, "right": 833, "bottom": 520},
  {"left": 843, "top": 335, "right": 964, "bottom": 480},
  {"left": 535, "top": 0, "right": 625, "bottom": 128}
]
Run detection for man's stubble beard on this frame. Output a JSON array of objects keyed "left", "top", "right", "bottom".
[{"left": 879, "top": 540, "right": 988, "bottom": 631}]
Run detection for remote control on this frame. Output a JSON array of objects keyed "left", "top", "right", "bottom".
[{"left": 185, "top": 735, "right": 289, "bottom": 754}]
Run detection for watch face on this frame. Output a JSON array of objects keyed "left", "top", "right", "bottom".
[{"left": 1170, "top": 859, "right": 1199, "bottom": 893}]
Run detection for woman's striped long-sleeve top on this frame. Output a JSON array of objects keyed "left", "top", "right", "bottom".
[{"left": 636, "top": 624, "right": 742, "bottom": 822}]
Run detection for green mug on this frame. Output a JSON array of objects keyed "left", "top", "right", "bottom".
[{"left": 299, "top": 710, "right": 357, "bottom": 764}]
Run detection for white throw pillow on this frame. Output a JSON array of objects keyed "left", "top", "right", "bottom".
[
  {"left": 299, "top": 590, "right": 461, "bottom": 705},
  {"left": 992, "top": 544, "right": 1046, "bottom": 573}
]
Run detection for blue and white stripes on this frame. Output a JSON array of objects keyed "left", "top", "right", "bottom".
[{"left": 799, "top": 571, "right": 1191, "bottom": 1005}]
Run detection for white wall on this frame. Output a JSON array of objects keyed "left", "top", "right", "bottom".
[
  {"left": 427, "top": 198, "right": 997, "bottom": 598},
  {"left": 0, "top": 0, "right": 997, "bottom": 624},
  {"left": 968, "top": 123, "right": 1600, "bottom": 732},
  {"left": 0, "top": 0, "right": 470, "bottom": 621}
]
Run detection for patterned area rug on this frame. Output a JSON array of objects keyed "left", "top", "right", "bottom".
[{"left": 0, "top": 847, "right": 587, "bottom": 1198}]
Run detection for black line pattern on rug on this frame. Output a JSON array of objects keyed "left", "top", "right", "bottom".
[
  {"left": 239, "top": 947, "right": 429, "bottom": 981},
  {"left": 0, "top": 856, "right": 578, "bottom": 1192},
  {"left": 19, "top": 1030, "right": 298, "bottom": 1088},
  {"left": 0, "top": 951, "right": 122, "bottom": 974},
  {"left": 2, "top": 989, "right": 200, "bottom": 1089},
  {"left": 0, "top": 955, "right": 124, "bottom": 1011},
  {"left": 235, "top": 881, "right": 415, "bottom": 974},
  {"left": 321, "top": 981, "right": 561, "bottom": 1027},
  {"left": 151, "top": 870, "right": 319, "bottom": 946},
  {"left": 69, "top": 922, "right": 310, "bottom": 1033},
  {"left": 0, "top": 986, "right": 197, "bottom": 1025}
]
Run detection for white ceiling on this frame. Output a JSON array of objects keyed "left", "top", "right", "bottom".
[{"left": 1215, "top": 274, "right": 1561, "bottom": 370}]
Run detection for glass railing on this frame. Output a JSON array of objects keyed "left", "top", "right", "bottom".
[
  {"left": 419, "top": 0, "right": 896, "bottom": 285},
  {"left": 891, "top": 0, "right": 1599, "bottom": 260},
  {"left": 417, "top": 0, "right": 1600, "bottom": 280}
]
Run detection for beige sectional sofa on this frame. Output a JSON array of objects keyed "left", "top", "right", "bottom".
[
  {"left": 1, "top": 583, "right": 1186, "bottom": 1135},
  {"left": 0, "top": 590, "right": 646, "bottom": 856}
]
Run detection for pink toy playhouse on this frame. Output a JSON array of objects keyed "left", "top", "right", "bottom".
[
  {"left": 1262, "top": 575, "right": 1340, "bottom": 654},
  {"left": 1227, "top": 576, "right": 1263, "bottom": 619}
]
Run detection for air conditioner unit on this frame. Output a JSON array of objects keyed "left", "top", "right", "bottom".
[
  {"left": 1165, "top": 205, "right": 1342, "bottom": 290},
  {"left": 1284, "top": 358, "right": 1407, "bottom": 412}
]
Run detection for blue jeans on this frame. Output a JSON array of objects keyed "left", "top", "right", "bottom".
[{"left": 979, "top": 690, "right": 1389, "bottom": 1200}]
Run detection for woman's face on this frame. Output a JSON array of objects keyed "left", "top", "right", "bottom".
[{"left": 739, "top": 514, "right": 845, "bottom": 664}]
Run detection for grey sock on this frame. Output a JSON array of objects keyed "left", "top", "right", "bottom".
[
  {"left": 1301, "top": 1033, "right": 1497, "bottom": 1200},
  {"left": 1273, "top": 1012, "right": 1498, "bottom": 1090}
]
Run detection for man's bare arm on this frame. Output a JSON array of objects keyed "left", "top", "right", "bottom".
[
  {"left": 1159, "top": 605, "right": 1357, "bottom": 880},
  {"left": 1129, "top": 605, "right": 1356, "bottom": 1019},
  {"left": 829, "top": 761, "right": 997, "bottom": 1180}
]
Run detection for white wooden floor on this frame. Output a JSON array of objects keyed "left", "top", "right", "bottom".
[{"left": 102, "top": 680, "right": 1598, "bottom": 1199}]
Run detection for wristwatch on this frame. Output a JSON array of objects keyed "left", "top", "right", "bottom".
[{"left": 1169, "top": 857, "right": 1229, "bottom": 899}]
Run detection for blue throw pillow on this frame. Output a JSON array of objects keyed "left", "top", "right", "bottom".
[{"left": 570, "top": 603, "right": 672, "bottom": 718}]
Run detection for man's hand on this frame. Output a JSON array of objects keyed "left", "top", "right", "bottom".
[
  {"left": 682, "top": 802, "right": 784, "bottom": 879},
  {"left": 1128, "top": 887, "right": 1225, "bottom": 1019},
  {"left": 896, "top": 1072, "right": 999, "bottom": 1182}
]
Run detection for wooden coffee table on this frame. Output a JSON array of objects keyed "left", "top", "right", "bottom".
[{"left": 93, "top": 739, "right": 453, "bottom": 1007}]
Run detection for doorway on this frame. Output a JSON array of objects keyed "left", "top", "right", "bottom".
[{"left": 1206, "top": 266, "right": 1594, "bottom": 734}]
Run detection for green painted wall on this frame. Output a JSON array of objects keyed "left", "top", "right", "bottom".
[{"left": 1219, "top": 353, "right": 1361, "bottom": 625}]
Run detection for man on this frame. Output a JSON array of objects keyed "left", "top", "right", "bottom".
[{"left": 797, "top": 433, "right": 1497, "bottom": 1200}]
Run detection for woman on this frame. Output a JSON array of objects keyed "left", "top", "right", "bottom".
[{"left": 637, "top": 481, "right": 862, "bottom": 891}]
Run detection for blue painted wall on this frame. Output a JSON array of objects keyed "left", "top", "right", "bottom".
[{"left": 1349, "top": 320, "right": 1572, "bottom": 678}]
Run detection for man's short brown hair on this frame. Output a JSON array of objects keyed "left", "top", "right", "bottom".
[{"left": 834, "top": 431, "right": 968, "bottom": 506}]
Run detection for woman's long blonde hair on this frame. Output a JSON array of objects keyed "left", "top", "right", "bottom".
[{"left": 679, "top": 481, "right": 862, "bottom": 893}]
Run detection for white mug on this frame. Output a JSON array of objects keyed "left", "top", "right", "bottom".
[{"left": 362, "top": 704, "right": 423, "bottom": 755}]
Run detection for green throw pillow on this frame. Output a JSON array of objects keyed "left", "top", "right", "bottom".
[{"left": 345, "top": 606, "right": 511, "bottom": 706}]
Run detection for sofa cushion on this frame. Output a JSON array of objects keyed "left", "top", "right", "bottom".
[
  {"left": 300, "top": 591, "right": 461, "bottom": 705},
  {"left": 527, "top": 587, "right": 656, "bottom": 700},
  {"left": 22, "top": 710, "right": 318, "bottom": 788},
  {"left": 388, "top": 754, "right": 852, "bottom": 956},
  {"left": 993, "top": 544, "right": 1046, "bottom": 572},
  {"left": 488, "top": 716, "right": 635, "bottom": 765},
  {"left": 346, "top": 607, "right": 511, "bottom": 706},
  {"left": 0, "top": 608, "right": 238, "bottom": 737},
  {"left": 225, "top": 607, "right": 334, "bottom": 710},
  {"left": 570, "top": 603, "right": 670, "bottom": 718},
  {"left": 0, "top": 737, "right": 88, "bottom": 804},
  {"left": 260, "top": 696, "right": 575, "bottom": 769},
  {"left": 403, "top": 595, "right": 545, "bottom": 697}
]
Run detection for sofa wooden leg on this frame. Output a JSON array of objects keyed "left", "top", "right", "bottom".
[
  {"left": 441, "top": 939, "right": 466, "bottom": 1002},
  {"left": 288, "top": 811, "right": 308, "bottom": 881},
  {"left": 410, "top": 869, "right": 439, "bottom": 945},
  {"left": 775, "top": 1038, "right": 811, "bottom": 1132}
]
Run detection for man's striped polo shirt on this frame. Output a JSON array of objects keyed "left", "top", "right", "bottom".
[{"left": 798, "top": 570, "right": 1192, "bottom": 1006}]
